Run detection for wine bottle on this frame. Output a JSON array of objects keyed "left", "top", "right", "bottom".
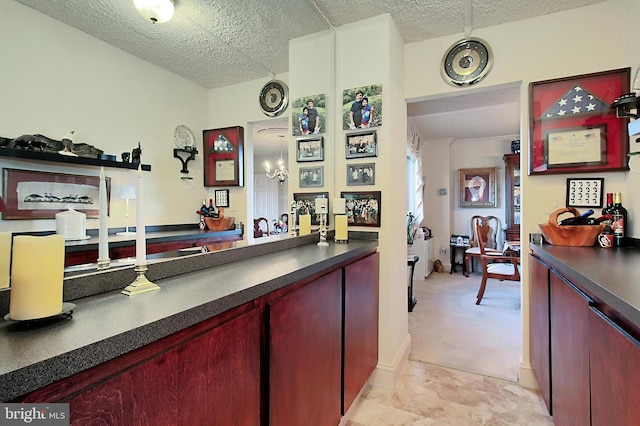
[
  {"left": 585, "top": 214, "right": 612, "bottom": 225},
  {"left": 208, "top": 198, "right": 216, "bottom": 216},
  {"left": 199, "top": 198, "right": 210, "bottom": 217},
  {"left": 611, "top": 192, "right": 628, "bottom": 247},
  {"left": 558, "top": 209, "right": 594, "bottom": 226},
  {"left": 602, "top": 193, "right": 614, "bottom": 217}
]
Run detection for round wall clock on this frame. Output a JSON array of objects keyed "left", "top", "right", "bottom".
[
  {"left": 259, "top": 80, "right": 289, "bottom": 117},
  {"left": 441, "top": 38, "right": 493, "bottom": 87}
]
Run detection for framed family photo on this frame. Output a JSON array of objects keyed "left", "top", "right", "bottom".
[
  {"left": 529, "top": 68, "right": 630, "bottom": 175},
  {"left": 346, "top": 163, "right": 375, "bottom": 186},
  {"left": 291, "top": 93, "right": 326, "bottom": 137},
  {"left": 458, "top": 167, "right": 497, "bottom": 208},
  {"left": 299, "top": 166, "right": 324, "bottom": 188},
  {"left": 342, "top": 84, "right": 383, "bottom": 130},
  {"left": 293, "top": 192, "right": 329, "bottom": 225},
  {"left": 345, "top": 129, "right": 377, "bottom": 159},
  {"left": 341, "top": 191, "right": 381, "bottom": 227},
  {"left": 296, "top": 136, "right": 324, "bottom": 162}
]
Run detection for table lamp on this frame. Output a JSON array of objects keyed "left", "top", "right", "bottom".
[{"left": 117, "top": 186, "right": 136, "bottom": 235}]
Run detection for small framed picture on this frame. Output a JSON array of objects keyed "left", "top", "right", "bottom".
[
  {"left": 566, "top": 178, "right": 604, "bottom": 208},
  {"left": 299, "top": 166, "right": 324, "bottom": 188},
  {"left": 293, "top": 192, "right": 329, "bottom": 225},
  {"left": 296, "top": 136, "right": 324, "bottom": 162},
  {"left": 340, "top": 191, "right": 381, "bottom": 227},
  {"left": 346, "top": 163, "right": 375, "bottom": 186},
  {"left": 214, "top": 189, "right": 230, "bottom": 207},
  {"left": 345, "top": 129, "right": 377, "bottom": 159}
]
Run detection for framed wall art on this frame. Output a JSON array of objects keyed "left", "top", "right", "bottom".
[
  {"left": 458, "top": 167, "right": 497, "bottom": 208},
  {"left": 345, "top": 129, "right": 377, "bottom": 159},
  {"left": 214, "top": 189, "right": 230, "bottom": 207},
  {"left": 342, "top": 84, "right": 383, "bottom": 130},
  {"left": 299, "top": 166, "right": 324, "bottom": 188},
  {"left": 296, "top": 136, "right": 324, "bottom": 162},
  {"left": 340, "top": 190, "right": 381, "bottom": 227},
  {"left": 203, "top": 126, "right": 244, "bottom": 187},
  {"left": 293, "top": 192, "right": 329, "bottom": 225},
  {"left": 529, "top": 68, "right": 630, "bottom": 175},
  {"left": 346, "top": 163, "right": 375, "bottom": 186},
  {"left": 2, "top": 168, "right": 111, "bottom": 220},
  {"left": 566, "top": 178, "right": 604, "bottom": 208},
  {"left": 291, "top": 93, "right": 326, "bottom": 136}
]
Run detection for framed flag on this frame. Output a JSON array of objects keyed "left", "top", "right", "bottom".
[
  {"left": 528, "top": 68, "right": 630, "bottom": 175},
  {"left": 203, "top": 126, "right": 244, "bottom": 187}
]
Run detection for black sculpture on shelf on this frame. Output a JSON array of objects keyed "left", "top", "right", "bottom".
[
  {"left": 121, "top": 152, "right": 131, "bottom": 163},
  {"left": 0, "top": 133, "right": 103, "bottom": 158},
  {"left": 131, "top": 142, "right": 142, "bottom": 164}
]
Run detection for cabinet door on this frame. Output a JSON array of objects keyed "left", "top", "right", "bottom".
[
  {"left": 550, "top": 271, "right": 591, "bottom": 426},
  {"left": 589, "top": 307, "right": 640, "bottom": 426},
  {"left": 528, "top": 255, "right": 551, "bottom": 413},
  {"left": 344, "top": 253, "right": 379, "bottom": 413},
  {"left": 269, "top": 270, "right": 342, "bottom": 426}
]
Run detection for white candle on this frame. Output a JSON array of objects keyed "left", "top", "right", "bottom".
[
  {"left": 9, "top": 235, "right": 64, "bottom": 320},
  {"left": 98, "top": 167, "right": 109, "bottom": 265},
  {"left": 0, "top": 232, "right": 10, "bottom": 289},
  {"left": 136, "top": 164, "right": 146, "bottom": 266}
]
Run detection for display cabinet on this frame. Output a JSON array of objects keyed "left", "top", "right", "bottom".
[{"left": 504, "top": 153, "right": 520, "bottom": 241}]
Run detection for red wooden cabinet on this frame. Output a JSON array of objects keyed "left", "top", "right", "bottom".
[
  {"left": 550, "top": 271, "right": 591, "bottom": 426},
  {"left": 269, "top": 270, "right": 343, "bottom": 426},
  {"left": 528, "top": 255, "right": 551, "bottom": 413},
  {"left": 589, "top": 307, "right": 640, "bottom": 426},
  {"left": 343, "top": 252, "right": 379, "bottom": 413}
]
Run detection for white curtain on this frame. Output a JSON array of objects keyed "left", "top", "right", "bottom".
[{"left": 407, "top": 119, "right": 424, "bottom": 224}]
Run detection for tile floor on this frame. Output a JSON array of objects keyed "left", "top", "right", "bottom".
[{"left": 345, "top": 360, "right": 553, "bottom": 425}]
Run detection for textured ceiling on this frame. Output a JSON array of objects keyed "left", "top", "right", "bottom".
[
  {"left": 14, "top": 0, "right": 609, "bottom": 90},
  {"left": 12, "top": 0, "right": 609, "bottom": 145}
]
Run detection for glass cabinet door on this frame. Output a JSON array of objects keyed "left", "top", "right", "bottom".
[{"left": 504, "top": 153, "right": 521, "bottom": 241}]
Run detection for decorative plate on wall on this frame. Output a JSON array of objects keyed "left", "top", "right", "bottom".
[
  {"left": 259, "top": 80, "right": 289, "bottom": 117},
  {"left": 441, "top": 38, "right": 493, "bottom": 87}
]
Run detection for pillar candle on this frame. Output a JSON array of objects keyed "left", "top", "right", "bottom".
[
  {"left": 335, "top": 215, "right": 348, "bottom": 241},
  {"left": 0, "top": 232, "right": 10, "bottom": 289},
  {"left": 135, "top": 164, "right": 146, "bottom": 266},
  {"left": 9, "top": 235, "right": 64, "bottom": 320},
  {"left": 299, "top": 214, "right": 311, "bottom": 236},
  {"left": 98, "top": 167, "right": 109, "bottom": 264}
]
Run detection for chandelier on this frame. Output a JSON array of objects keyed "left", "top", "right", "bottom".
[{"left": 264, "top": 136, "right": 289, "bottom": 185}]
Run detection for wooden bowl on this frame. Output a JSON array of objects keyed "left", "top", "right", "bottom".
[
  {"left": 538, "top": 207, "right": 604, "bottom": 246},
  {"left": 204, "top": 216, "right": 235, "bottom": 231}
]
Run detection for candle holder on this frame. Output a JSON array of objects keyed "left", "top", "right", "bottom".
[
  {"left": 122, "top": 264, "right": 160, "bottom": 296},
  {"left": 317, "top": 205, "right": 328, "bottom": 247},
  {"left": 290, "top": 201, "right": 297, "bottom": 236}
]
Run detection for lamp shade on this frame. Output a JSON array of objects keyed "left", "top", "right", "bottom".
[
  {"left": 119, "top": 186, "right": 137, "bottom": 200},
  {"left": 133, "top": 0, "right": 174, "bottom": 24},
  {"left": 0, "top": 196, "right": 6, "bottom": 213}
]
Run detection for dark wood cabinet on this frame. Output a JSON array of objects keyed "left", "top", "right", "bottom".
[
  {"left": 589, "top": 307, "right": 640, "bottom": 426},
  {"left": 550, "top": 271, "right": 591, "bottom": 426},
  {"left": 503, "top": 153, "right": 520, "bottom": 241},
  {"left": 269, "top": 270, "right": 342, "bottom": 426},
  {"left": 343, "top": 252, "right": 379, "bottom": 413},
  {"left": 528, "top": 255, "right": 551, "bottom": 413}
]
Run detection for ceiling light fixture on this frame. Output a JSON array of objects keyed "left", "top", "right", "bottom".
[
  {"left": 264, "top": 136, "right": 289, "bottom": 185},
  {"left": 133, "top": 0, "right": 175, "bottom": 24}
]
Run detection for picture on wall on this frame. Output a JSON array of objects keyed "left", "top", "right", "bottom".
[
  {"left": 291, "top": 93, "right": 326, "bottom": 137},
  {"left": 299, "top": 166, "right": 324, "bottom": 188},
  {"left": 341, "top": 191, "right": 381, "bottom": 227},
  {"left": 203, "top": 126, "right": 244, "bottom": 187},
  {"left": 2, "top": 168, "right": 111, "bottom": 220},
  {"left": 296, "top": 136, "right": 324, "bottom": 162},
  {"left": 458, "top": 167, "right": 497, "bottom": 208},
  {"left": 566, "top": 178, "right": 604, "bottom": 208},
  {"left": 293, "top": 192, "right": 329, "bottom": 225},
  {"left": 342, "top": 84, "right": 383, "bottom": 130},
  {"left": 345, "top": 130, "right": 377, "bottom": 159},
  {"left": 346, "top": 163, "right": 375, "bottom": 186}
]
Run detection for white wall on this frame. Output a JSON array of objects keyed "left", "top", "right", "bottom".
[
  {"left": 0, "top": 1, "right": 209, "bottom": 234},
  {"left": 406, "top": 0, "right": 640, "bottom": 388}
]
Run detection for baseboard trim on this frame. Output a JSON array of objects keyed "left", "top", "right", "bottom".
[
  {"left": 519, "top": 361, "right": 538, "bottom": 390},
  {"left": 368, "top": 332, "right": 411, "bottom": 390}
]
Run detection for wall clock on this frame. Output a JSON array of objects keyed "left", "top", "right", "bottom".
[
  {"left": 441, "top": 38, "right": 493, "bottom": 87},
  {"left": 259, "top": 80, "right": 289, "bottom": 117}
]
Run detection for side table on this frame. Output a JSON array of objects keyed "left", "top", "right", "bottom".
[{"left": 449, "top": 244, "right": 468, "bottom": 275}]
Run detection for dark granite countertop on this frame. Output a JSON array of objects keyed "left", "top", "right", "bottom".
[
  {"left": 530, "top": 243, "right": 640, "bottom": 328},
  {"left": 0, "top": 237, "right": 377, "bottom": 401}
]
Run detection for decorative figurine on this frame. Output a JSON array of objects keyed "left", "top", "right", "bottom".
[
  {"left": 131, "top": 142, "right": 142, "bottom": 164},
  {"left": 121, "top": 152, "right": 131, "bottom": 163}
]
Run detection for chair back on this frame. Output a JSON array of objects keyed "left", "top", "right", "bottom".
[
  {"left": 253, "top": 217, "right": 269, "bottom": 238},
  {"left": 470, "top": 215, "right": 499, "bottom": 249}
]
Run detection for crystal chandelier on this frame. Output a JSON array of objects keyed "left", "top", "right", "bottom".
[{"left": 264, "top": 136, "right": 288, "bottom": 185}]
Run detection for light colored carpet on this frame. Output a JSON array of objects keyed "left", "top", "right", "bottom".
[{"left": 408, "top": 270, "right": 521, "bottom": 382}]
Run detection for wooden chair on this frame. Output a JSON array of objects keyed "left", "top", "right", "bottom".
[
  {"left": 253, "top": 217, "right": 269, "bottom": 238},
  {"left": 464, "top": 215, "right": 500, "bottom": 277},
  {"left": 474, "top": 219, "right": 521, "bottom": 305}
]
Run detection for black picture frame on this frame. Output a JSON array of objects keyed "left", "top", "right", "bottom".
[
  {"left": 345, "top": 129, "right": 377, "bottom": 159},
  {"left": 340, "top": 190, "right": 381, "bottom": 227},
  {"left": 299, "top": 166, "right": 324, "bottom": 188},
  {"left": 296, "top": 136, "right": 324, "bottom": 162},
  {"left": 565, "top": 178, "right": 604, "bottom": 208},
  {"left": 293, "top": 192, "right": 329, "bottom": 225},
  {"left": 346, "top": 163, "right": 375, "bottom": 186}
]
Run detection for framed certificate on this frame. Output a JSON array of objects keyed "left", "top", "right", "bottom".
[{"left": 203, "top": 126, "right": 244, "bottom": 187}]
